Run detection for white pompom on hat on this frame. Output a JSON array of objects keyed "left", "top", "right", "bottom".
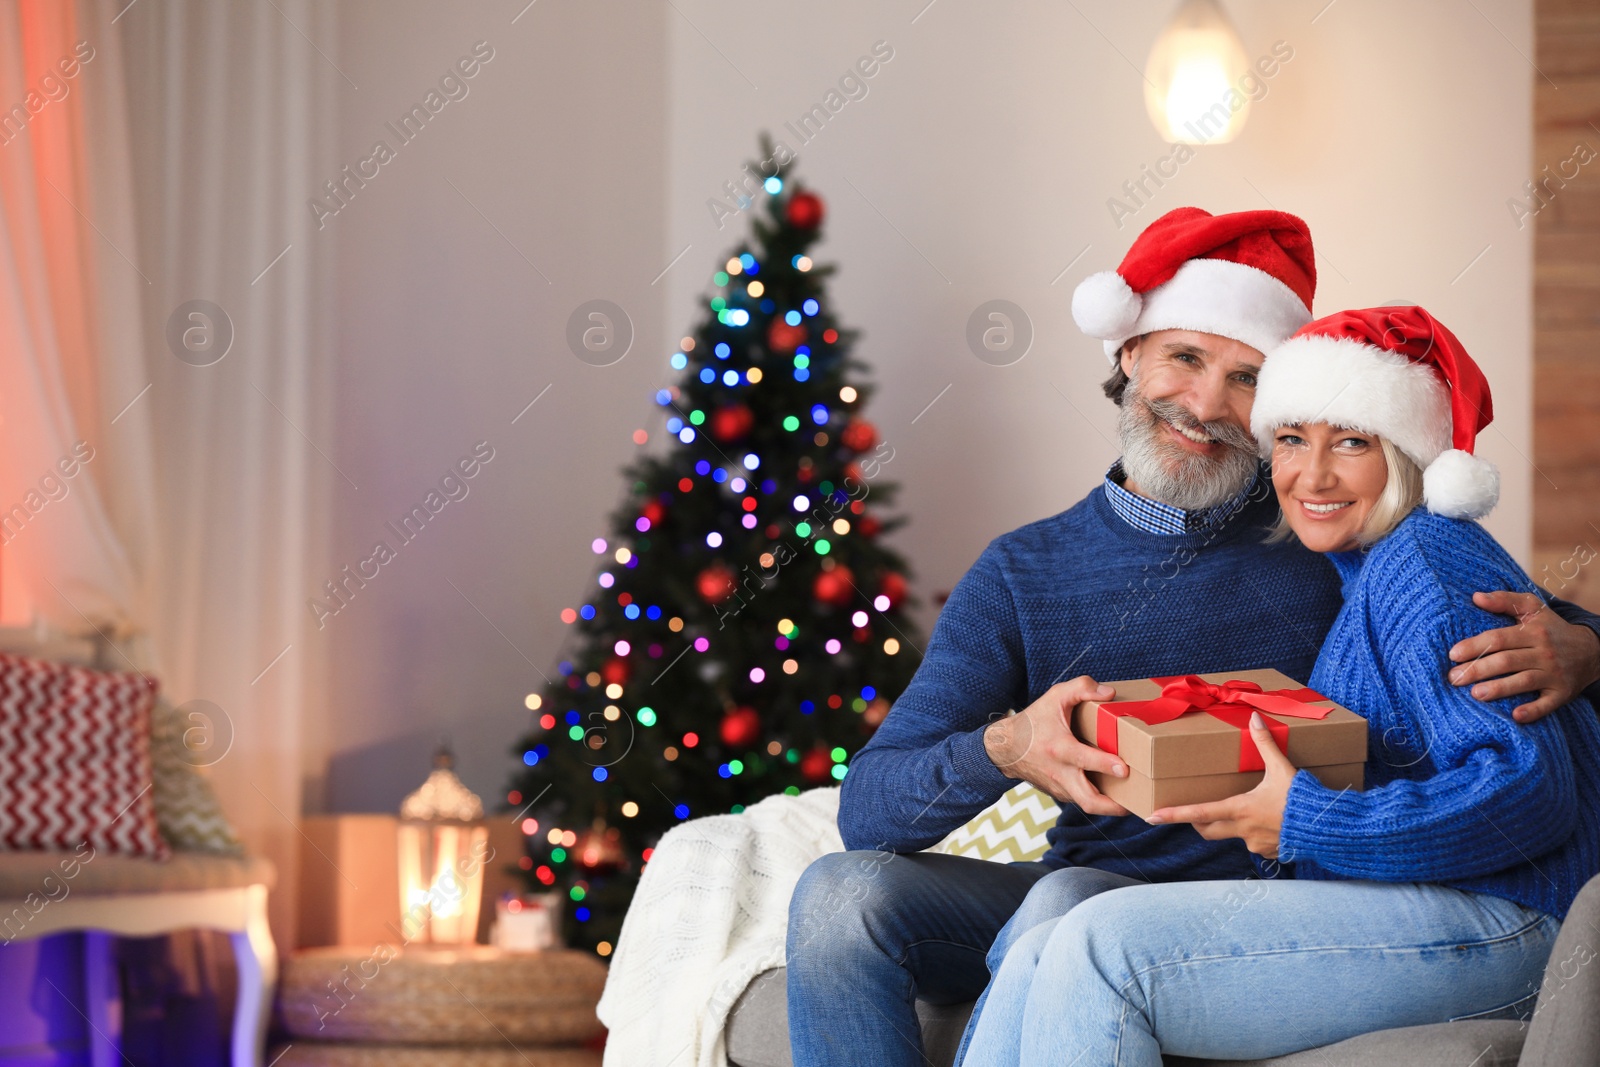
[
  {"left": 1071, "top": 206, "right": 1318, "bottom": 362},
  {"left": 1251, "top": 306, "right": 1500, "bottom": 520},
  {"left": 1071, "top": 270, "right": 1143, "bottom": 343}
]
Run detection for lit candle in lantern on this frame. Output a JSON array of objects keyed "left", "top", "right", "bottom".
[{"left": 396, "top": 743, "right": 490, "bottom": 945}]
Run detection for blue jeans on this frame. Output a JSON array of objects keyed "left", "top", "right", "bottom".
[
  {"left": 955, "top": 867, "right": 1145, "bottom": 1064},
  {"left": 960, "top": 871, "right": 1561, "bottom": 1067},
  {"left": 786, "top": 850, "right": 1051, "bottom": 1066}
]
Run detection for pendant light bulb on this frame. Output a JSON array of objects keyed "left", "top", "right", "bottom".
[{"left": 1144, "top": 0, "right": 1252, "bottom": 145}]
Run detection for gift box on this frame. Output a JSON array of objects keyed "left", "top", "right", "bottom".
[{"left": 1069, "top": 668, "right": 1368, "bottom": 819}]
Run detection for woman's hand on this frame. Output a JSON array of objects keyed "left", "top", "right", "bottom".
[{"left": 1146, "top": 712, "right": 1293, "bottom": 859}]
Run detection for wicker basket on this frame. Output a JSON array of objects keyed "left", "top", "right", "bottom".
[
  {"left": 269, "top": 1044, "right": 602, "bottom": 1067},
  {"left": 279, "top": 946, "right": 606, "bottom": 1046}
]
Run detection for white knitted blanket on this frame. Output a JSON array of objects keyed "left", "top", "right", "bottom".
[{"left": 596, "top": 786, "right": 843, "bottom": 1067}]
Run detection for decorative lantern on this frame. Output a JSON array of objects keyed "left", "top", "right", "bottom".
[
  {"left": 1143, "top": 0, "right": 1252, "bottom": 145},
  {"left": 397, "top": 744, "right": 489, "bottom": 946}
]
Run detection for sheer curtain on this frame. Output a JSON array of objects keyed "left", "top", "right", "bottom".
[
  {"left": 118, "top": 0, "right": 337, "bottom": 942},
  {"left": 0, "top": 0, "right": 155, "bottom": 635},
  {"left": 0, "top": 0, "right": 336, "bottom": 947}
]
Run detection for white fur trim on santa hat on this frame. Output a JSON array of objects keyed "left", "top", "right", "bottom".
[
  {"left": 1253, "top": 334, "right": 1502, "bottom": 518},
  {"left": 1136, "top": 259, "right": 1312, "bottom": 358},
  {"left": 1251, "top": 334, "right": 1453, "bottom": 470},
  {"left": 1423, "top": 449, "right": 1500, "bottom": 519},
  {"left": 1076, "top": 258, "right": 1313, "bottom": 364}
]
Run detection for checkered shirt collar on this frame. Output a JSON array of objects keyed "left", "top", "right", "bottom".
[{"left": 1102, "top": 460, "right": 1263, "bottom": 535}]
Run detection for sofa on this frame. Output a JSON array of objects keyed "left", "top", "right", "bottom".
[
  {"left": 717, "top": 783, "right": 1600, "bottom": 1067},
  {"left": 725, "top": 870, "right": 1600, "bottom": 1066}
]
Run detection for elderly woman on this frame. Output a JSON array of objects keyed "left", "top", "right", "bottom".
[{"left": 958, "top": 307, "right": 1600, "bottom": 1066}]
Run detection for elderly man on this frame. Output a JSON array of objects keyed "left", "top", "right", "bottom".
[{"left": 784, "top": 207, "right": 1600, "bottom": 1067}]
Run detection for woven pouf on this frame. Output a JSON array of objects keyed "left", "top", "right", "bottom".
[
  {"left": 269, "top": 1044, "right": 601, "bottom": 1067},
  {"left": 279, "top": 946, "right": 607, "bottom": 1047}
]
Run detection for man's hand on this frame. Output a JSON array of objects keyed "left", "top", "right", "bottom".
[
  {"left": 1448, "top": 590, "right": 1600, "bottom": 723},
  {"left": 984, "top": 676, "right": 1131, "bottom": 817},
  {"left": 1146, "top": 712, "right": 1291, "bottom": 858}
]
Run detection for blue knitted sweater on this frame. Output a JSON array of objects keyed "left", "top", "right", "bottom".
[
  {"left": 1280, "top": 511, "right": 1600, "bottom": 920},
  {"left": 842, "top": 479, "right": 1600, "bottom": 887},
  {"left": 840, "top": 481, "right": 1345, "bottom": 882}
]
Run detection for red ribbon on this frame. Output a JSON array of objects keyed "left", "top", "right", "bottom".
[{"left": 1093, "top": 676, "right": 1334, "bottom": 772}]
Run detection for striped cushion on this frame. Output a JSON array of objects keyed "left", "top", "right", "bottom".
[
  {"left": 927, "top": 782, "right": 1060, "bottom": 863},
  {"left": 0, "top": 652, "right": 168, "bottom": 859},
  {"left": 151, "top": 699, "right": 243, "bottom": 854}
]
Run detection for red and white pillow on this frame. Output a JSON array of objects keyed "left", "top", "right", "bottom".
[{"left": 0, "top": 651, "right": 168, "bottom": 859}]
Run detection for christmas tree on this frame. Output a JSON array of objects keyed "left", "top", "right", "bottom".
[{"left": 507, "top": 136, "right": 926, "bottom": 953}]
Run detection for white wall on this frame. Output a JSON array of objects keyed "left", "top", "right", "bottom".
[
  {"left": 319, "top": 0, "right": 668, "bottom": 811},
  {"left": 320, "top": 0, "right": 1533, "bottom": 809},
  {"left": 666, "top": 0, "right": 1534, "bottom": 614}
]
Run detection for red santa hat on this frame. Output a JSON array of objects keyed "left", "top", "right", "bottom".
[
  {"left": 1072, "top": 207, "right": 1318, "bottom": 362},
  {"left": 1250, "top": 306, "right": 1499, "bottom": 520}
]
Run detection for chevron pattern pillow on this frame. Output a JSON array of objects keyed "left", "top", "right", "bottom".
[
  {"left": 0, "top": 652, "right": 168, "bottom": 859},
  {"left": 151, "top": 699, "right": 243, "bottom": 854},
  {"left": 927, "top": 782, "right": 1061, "bottom": 863}
]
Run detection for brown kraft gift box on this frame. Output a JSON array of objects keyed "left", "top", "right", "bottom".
[{"left": 1069, "top": 668, "right": 1368, "bottom": 819}]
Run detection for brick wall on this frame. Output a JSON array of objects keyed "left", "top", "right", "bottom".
[{"left": 1534, "top": 0, "right": 1600, "bottom": 608}]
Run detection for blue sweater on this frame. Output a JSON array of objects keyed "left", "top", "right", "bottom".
[
  {"left": 840, "top": 481, "right": 1346, "bottom": 882},
  {"left": 1280, "top": 511, "right": 1600, "bottom": 919},
  {"left": 843, "top": 480, "right": 1600, "bottom": 886}
]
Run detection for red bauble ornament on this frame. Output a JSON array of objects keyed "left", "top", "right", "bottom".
[
  {"left": 600, "top": 656, "right": 631, "bottom": 686},
  {"left": 840, "top": 419, "right": 878, "bottom": 453},
  {"left": 812, "top": 565, "right": 856, "bottom": 607},
  {"left": 768, "top": 319, "right": 808, "bottom": 352},
  {"left": 786, "top": 191, "right": 825, "bottom": 230},
  {"left": 641, "top": 500, "right": 665, "bottom": 527},
  {"left": 843, "top": 462, "right": 865, "bottom": 484},
  {"left": 857, "top": 514, "right": 882, "bottom": 539},
  {"left": 720, "top": 706, "right": 762, "bottom": 748},
  {"left": 800, "top": 746, "right": 833, "bottom": 783},
  {"left": 879, "top": 572, "right": 908, "bottom": 608},
  {"left": 697, "top": 562, "right": 738, "bottom": 603},
  {"left": 710, "top": 404, "right": 755, "bottom": 443}
]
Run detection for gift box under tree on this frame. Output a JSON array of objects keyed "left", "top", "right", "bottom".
[{"left": 1071, "top": 669, "right": 1368, "bottom": 818}]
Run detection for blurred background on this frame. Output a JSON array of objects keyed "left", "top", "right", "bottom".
[{"left": 0, "top": 0, "right": 1596, "bottom": 1062}]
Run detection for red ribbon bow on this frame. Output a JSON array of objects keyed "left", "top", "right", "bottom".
[{"left": 1093, "top": 675, "right": 1334, "bottom": 772}]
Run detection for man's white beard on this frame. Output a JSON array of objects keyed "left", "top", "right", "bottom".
[{"left": 1117, "top": 369, "right": 1259, "bottom": 513}]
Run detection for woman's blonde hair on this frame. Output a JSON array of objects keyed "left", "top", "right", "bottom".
[{"left": 1267, "top": 433, "right": 1423, "bottom": 546}]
